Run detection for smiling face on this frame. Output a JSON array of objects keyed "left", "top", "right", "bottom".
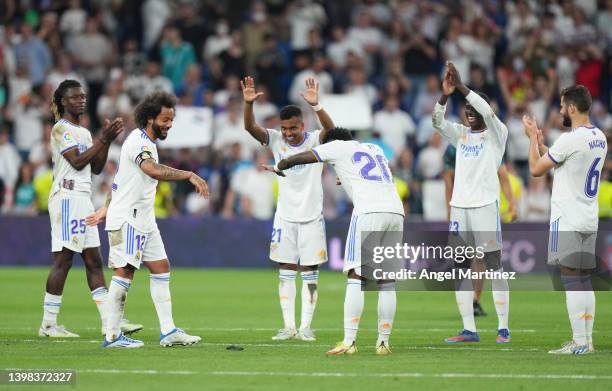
[
  {"left": 464, "top": 103, "right": 485, "bottom": 130},
  {"left": 280, "top": 116, "right": 304, "bottom": 145},
  {"left": 151, "top": 106, "right": 175, "bottom": 140},
  {"left": 62, "top": 87, "right": 87, "bottom": 117}
]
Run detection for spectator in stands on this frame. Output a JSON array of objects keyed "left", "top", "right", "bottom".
[
  {"left": 13, "top": 162, "right": 36, "bottom": 215},
  {"left": 373, "top": 95, "right": 415, "bottom": 157}
]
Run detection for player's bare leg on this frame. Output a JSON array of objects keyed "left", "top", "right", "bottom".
[
  {"left": 297, "top": 264, "right": 319, "bottom": 341},
  {"left": 39, "top": 248, "right": 79, "bottom": 337},
  {"left": 327, "top": 269, "right": 363, "bottom": 355},
  {"left": 82, "top": 247, "right": 142, "bottom": 336},
  {"left": 274, "top": 263, "right": 298, "bottom": 340},
  {"left": 145, "top": 259, "right": 200, "bottom": 347}
]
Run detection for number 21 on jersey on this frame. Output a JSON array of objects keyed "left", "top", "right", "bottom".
[{"left": 352, "top": 151, "right": 392, "bottom": 183}]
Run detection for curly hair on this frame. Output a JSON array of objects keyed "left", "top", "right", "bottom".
[
  {"left": 134, "top": 91, "right": 177, "bottom": 129},
  {"left": 322, "top": 127, "right": 353, "bottom": 144},
  {"left": 50, "top": 80, "right": 82, "bottom": 121}
]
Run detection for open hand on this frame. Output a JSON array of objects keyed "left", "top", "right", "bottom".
[
  {"left": 442, "top": 71, "right": 455, "bottom": 95},
  {"left": 522, "top": 114, "right": 539, "bottom": 139},
  {"left": 241, "top": 76, "right": 264, "bottom": 104},
  {"left": 101, "top": 118, "right": 124, "bottom": 143},
  {"left": 85, "top": 207, "right": 107, "bottom": 226},
  {"left": 299, "top": 77, "right": 319, "bottom": 106},
  {"left": 189, "top": 173, "right": 209, "bottom": 198},
  {"left": 261, "top": 165, "right": 286, "bottom": 177}
]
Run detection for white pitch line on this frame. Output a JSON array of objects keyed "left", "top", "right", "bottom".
[
  {"left": 4, "top": 368, "right": 611, "bottom": 380},
  {"left": 208, "top": 371, "right": 612, "bottom": 380},
  {"left": 10, "top": 339, "right": 557, "bottom": 352},
  {"left": 0, "top": 327, "right": 540, "bottom": 333}
]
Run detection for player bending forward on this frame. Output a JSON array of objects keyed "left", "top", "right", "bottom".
[
  {"left": 270, "top": 127, "right": 404, "bottom": 355},
  {"left": 87, "top": 92, "right": 209, "bottom": 348},
  {"left": 523, "top": 85, "right": 607, "bottom": 354},
  {"left": 432, "top": 62, "right": 511, "bottom": 344},
  {"left": 242, "top": 76, "right": 335, "bottom": 341},
  {"left": 41, "top": 79, "right": 141, "bottom": 338}
]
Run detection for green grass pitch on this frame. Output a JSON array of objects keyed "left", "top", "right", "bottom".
[{"left": 1, "top": 267, "right": 611, "bottom": 390}]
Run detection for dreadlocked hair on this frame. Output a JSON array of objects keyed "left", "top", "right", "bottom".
[{"left": 51, "top": 80, "right": 82, "bottom": 121}]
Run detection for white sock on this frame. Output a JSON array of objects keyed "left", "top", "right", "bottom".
[
  {"left": 299, "top": 270, "right": 318, "bottom": 331},
  {"left": 150, "top": 273, "right": 176, "bottom": 335},
  {"left": 455, "top": 278, "right": 476, "bottom": 332},
  {"left": 377, "top": 282, "right": 396, "bottom": 346},
  {"left": 42, "top": 292, "right": 62, "bottom": 328},
  {"left": 491, "top": 268, "right": 510, "bottom": 330},
  {"left": 105, "top": 276, "right": 131, "bottom": 342},
  {"left": 91, "top": 286, "right": 108, "bottom": 329},
  {"left": 279, "top": 270, "right": 297, "bottom": 330},
  {"left": 582, "top": 275, "right": 595, "bottom": 344},
  {"left": 565, "top": 290, "right": 587, "bottom": 345},
  {"left": 343, "top": 278, "right": 364, "bottom": 346}
]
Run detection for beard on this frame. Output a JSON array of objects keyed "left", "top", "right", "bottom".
[
  {"left": 562, "top": 113, "right": 572, "bottom": 128},
  {"left": 152, "top": 122, "right": 167, "bottom": 140}
]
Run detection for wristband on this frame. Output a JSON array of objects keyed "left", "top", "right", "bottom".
[
  {"left": 274, "top": 163, "right": 282, "bottom": 172},
  {"left": 312, "top": 103, "right": 323, "bottom": 112}
]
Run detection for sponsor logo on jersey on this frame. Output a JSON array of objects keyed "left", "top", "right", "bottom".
[{"left": 459, "top": 142, "right": 484, "bottom": 158}]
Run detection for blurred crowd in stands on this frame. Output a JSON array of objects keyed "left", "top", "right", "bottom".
[{"left": 0, "top": 0, "right": 610, "bottom": 221}]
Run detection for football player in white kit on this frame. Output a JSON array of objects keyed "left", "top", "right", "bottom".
[
  {"left": 432, "top": 62, "right": 511, "bottom": 344},
  {"left": 523, "top": 85, "right": 607, "bottom": 354},
  {"left": 270, "top": 127, "right": 405, "bottom": 355},
  {"left": 87, "top": 92, "right": 209, "bottom": 348},
  {"left": 40, "top": 79, "right": 141, "bottom": 338},
  {"left": 242, "top": 76, "right": 335, "bottom": 341}
]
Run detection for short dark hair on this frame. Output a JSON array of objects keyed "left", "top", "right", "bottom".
[
  {"left": 279, "top": 105, "right": 302, "bottom": 120},
  {"left": 134, "top": 91, "right": 177, "bottom": 129},
  {"left": 561, "top": 85, "right": 592, "bottom": 113},
  {"left": 51, "top": 79, "right": 82, "bottom": 121},
  {"left": 322, "top": 127, "right": 353, "bottom": 144}
]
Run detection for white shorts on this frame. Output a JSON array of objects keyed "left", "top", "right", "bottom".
[
  {"left": 269, "top": 213, "right": 328, "bottom": 266},
  {"left": 344, "top": 212, "right": 404, "bottom": 274},
  {"left": 49, "top": 191, "right": 100, "bottom": 253},
  {"left": 449, "top": 201, "right": 502, "bottom": 253},
  {"left": 107, "top": 223, "right": 167, "bottom": 270},
  {"left": 548, "top": 217, "right": 597, "bottom": 269}
]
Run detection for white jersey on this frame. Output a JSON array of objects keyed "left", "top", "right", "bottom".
[
  {"left": 106, "top": 129, "right": 158, "bottom": 233},
  {"left": 50, "top": 119, "right": 93, "bottom": 195},
  {"left": 312, "top": 140, "right": 404, "bottom": 216},
  {"left": 547, "top": 125, "right": 607, "bottom": 232},
  {"left": 432, "top": 91, "right": 508, "bottom": 208},
  {"left": 267, "top": 128, "right": 323, "bottom": 222}
]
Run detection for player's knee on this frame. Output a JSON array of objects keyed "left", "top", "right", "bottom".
[
  {"left": 300, "top": 265, "right": 318, "bottom": 272},
  {"left": 347, "top": 269, "right": 364, "bottom": 280},
  {"left": 483, "top": 250, "right": 501, "bottom": 270},
  {"left": 279, "top": 263, "right": 298, "bottom": 271}
]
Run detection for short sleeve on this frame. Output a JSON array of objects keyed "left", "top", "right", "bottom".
[
  {"left": 128, "top": 137, "right": 156, "bottom": 167},
  {"left": 266, "top": 128, "right": 282, "bottom": 148},
  {"left": 312, "top": 140, "right": 345, "bottom": 163},
  {"left": 547, "top": 133, "right": 573, "bottom": 164},
  {"left": 310, "top": 129, "right": 322, "bottom": 146},
  {"left": 53, "top": 123, "right": 79, "bottom": 155}
]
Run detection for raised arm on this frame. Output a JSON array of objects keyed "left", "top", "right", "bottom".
[
  {"left": 432, "top": 70, "right": 461, "bottom": 145},
  {"left": 241, "top": 76, "right": 269, "bottom": 145},
  {"left": 522, "top": 115, "right": 555, "bottom": 177},
  {"left": 63, "top": 118, "right": 123, "bottom": 172},
  {"left": 296, "top": 77, "right": 335, "bottom": 142}
]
